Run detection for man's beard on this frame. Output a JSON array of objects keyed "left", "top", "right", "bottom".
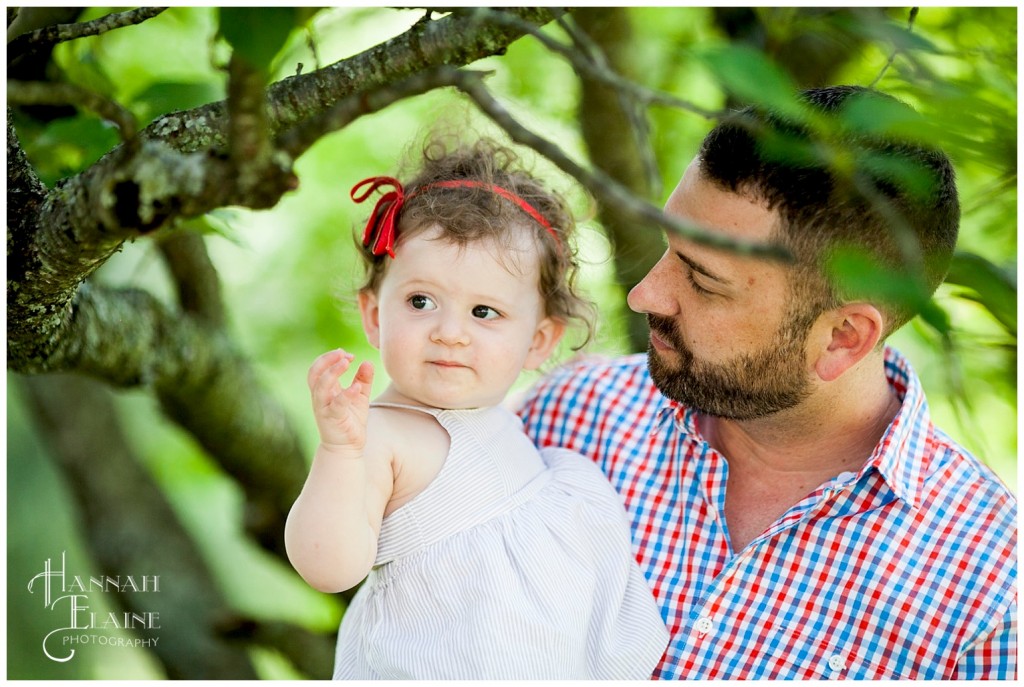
[{"left": 646, "top": 312, "right": 813, "bottom": 420}]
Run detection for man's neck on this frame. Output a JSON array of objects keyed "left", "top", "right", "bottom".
[
  {"left": 701, "top": 355, "right": 901, "bottom": 553},
  {"left": 700, "top": 356, "right": 901, "bottom": 479}
]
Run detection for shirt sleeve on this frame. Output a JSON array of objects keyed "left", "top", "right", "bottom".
[{"left": 954, "top": 597, "right": 1017, "bottom": 679}]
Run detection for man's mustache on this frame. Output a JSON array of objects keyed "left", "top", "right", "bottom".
[{"left": 647, "top": 314, "right": 683, "bottom": 350}]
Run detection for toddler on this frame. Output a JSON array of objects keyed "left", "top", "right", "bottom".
[{"left": 285, "top": 137, "right": 668, "bottom": 679}]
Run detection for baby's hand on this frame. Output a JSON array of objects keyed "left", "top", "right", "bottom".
[{"left": 307, "top": 349, "right": 375, "bottom": 456}]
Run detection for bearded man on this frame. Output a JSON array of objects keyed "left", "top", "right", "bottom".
[{"left": 518, "top": 85, "right": 1016, "bottom": 680}]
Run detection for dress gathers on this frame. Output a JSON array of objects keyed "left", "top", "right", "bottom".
[{"left": 333, "top": 403, "right": 668, "bottom": 680}]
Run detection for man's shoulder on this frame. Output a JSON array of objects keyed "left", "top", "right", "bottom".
[
  {"left": 885, "top": 346, "right": 1016, "bottom": 517},
  {"left": 924, "top": 426, "right": 1018, "bottom": 515}
]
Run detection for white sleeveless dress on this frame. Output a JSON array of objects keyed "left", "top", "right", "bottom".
[{"left": 332, "top": 403, "right": 668, "bottom": 679}]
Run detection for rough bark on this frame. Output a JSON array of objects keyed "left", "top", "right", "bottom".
[
  {"left": 140, "top": 8, "right": 561, "bottom": 154},
  {"left": 8, "top": 8, "right": 562, "bottom": 374}
]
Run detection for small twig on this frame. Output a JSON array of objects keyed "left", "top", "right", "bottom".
[
  {"left": 455, "top": 7, "right": 722, "bottom": 119},
  {"left": 276, "top": 66, "right": 787, "bottom": 259},
  {"left": 305, "top": 24, "right": 322, "bottom": 73},
  {"left": 7, "top": 79, "right": 137, "bottom": 141},
  {"left": 7, "top": 7, "right": 167, "bottom": 61},
  {"left": 869, "top": 7, "right": 919, "bottom": 88},
  {"left": 562, "top": 11, "right": 662, "bottom": 199},
  {"left": 445, "top": 67, "right": 791, "bottom": 261}
]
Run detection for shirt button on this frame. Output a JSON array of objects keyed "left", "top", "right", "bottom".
[
  {"left": 694, "top": 616, "right": 714, "bottom": 636},
  {"left": 828, "top": 654, "right": 847, "bottom": 671}
]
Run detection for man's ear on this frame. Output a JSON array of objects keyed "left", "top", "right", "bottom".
[
  {"left": 357, "top": 290, "right": 381, "bottom": 349},
  {"left": 813, "top": 303, "right": 885, "bottom": 382},
  {"left": 524, "top": 317, "right": 566, "bottom": 371}
]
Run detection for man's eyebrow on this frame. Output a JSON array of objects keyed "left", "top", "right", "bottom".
[{"left": 675, "top": 250, "right": 731, "bottom": 285}]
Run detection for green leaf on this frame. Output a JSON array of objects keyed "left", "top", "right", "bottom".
[
  {"left": 180, "top": 209, "right": 245, "bottom": 246},
  {"left": 839, "top": 90, "right": 931, "bottom": 141},
  {"left": 944, "top": 251, "right": 1017, "bottom": 337},
  {"left": 217, "top": 7, "right": 304, "bottom": 72},
  {"left": 23, "top": 115, "right": 121, "bottom": 186},
  {"left": 825, "top": 246, "right": 931, "bottom": 313},
  {"left": 873, "top": 21, "right": 943, "bottom": 55},
  {"left": 698, "top": 44, "right": 802, "bottom": 117},
  {"left": 917, "top": 298, "right": 952, "bottom": 337}
]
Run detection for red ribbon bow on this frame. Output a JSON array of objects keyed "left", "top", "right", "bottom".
[
  {"left": 351, "top": 176, "right": 561, "bottom": 258},
  {"left": 351, "top": 176, "right": 404, "bottom": 258}
]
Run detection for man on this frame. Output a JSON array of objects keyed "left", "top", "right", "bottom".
[{"left": 517, "top": 85, "right": 1016, "bottom": 679}]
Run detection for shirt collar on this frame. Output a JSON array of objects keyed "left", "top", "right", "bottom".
[
  {"left": 653, "top": 346, "right": 933, "bottom": 509},
  {"left": 856, "top": 346, "right": 932, "bottom": 509}
]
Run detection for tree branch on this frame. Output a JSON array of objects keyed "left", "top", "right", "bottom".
[
  {"left": 456, "top": 7, "right": 721, "bottom": 118},
  {"left": 8, "top": 8, "right": 555, "bottom": 373},
  {"left": 156, "top": 230, "right": 226, "bottom": 327},
  {"left": 14, "top": 282, "right": 309, "bottom": 553},
  {"left": 446, "top": 68, "right": 792, "bottom": 260},
  {"left": 7, "top": 135, "right": 299, "bottom": 372},
  {"left": 277, "top": 65, "right": 476, "bottom": 159},
  {"left": 869, "top": 7, "right": 920, "bottom": 88},
  {"left": 574, "top": 8, "right": 665, "bottom": 352},
  {"left": 226, "top": 53, "right": 275, "bottom": 194},
  {"left": 6, "top": 7, "right": 167, "bottom": 61},
  {"left": 141, "top": 7, "right": 562, "bottom": 154},
  {"left": 7, "top": 109, "right": 49, "bottom": 221},
  {"left": 8, "top": 80, "right": 138, "bottom": 140},
  {"left": 19, "top": 372, "right": 260, "bottom": 679}
]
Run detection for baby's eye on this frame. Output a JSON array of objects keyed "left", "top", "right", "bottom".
[
  {"left": 472, "top": 305, "right": 500, "bottom": 320},
  {"left": 409, "top": 294, "right": 437, "bottom": 311}
]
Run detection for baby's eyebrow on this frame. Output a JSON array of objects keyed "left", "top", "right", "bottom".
[{"left": 675, "top": 250, "right": 731, "bottom": 286}]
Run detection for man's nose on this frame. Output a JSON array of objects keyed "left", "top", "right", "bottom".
[{"left": 627, "top": 255, "right": 679, "bottom": 317}]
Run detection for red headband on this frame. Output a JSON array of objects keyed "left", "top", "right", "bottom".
[{"left": 351, "top": 176, "right": 559, "bottom": 258}]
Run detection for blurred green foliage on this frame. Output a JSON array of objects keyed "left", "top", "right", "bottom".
[{"left": 8, "top": 6, "right": 1016, "bottom": 679}]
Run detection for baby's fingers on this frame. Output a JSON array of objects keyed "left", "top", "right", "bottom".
[
  {"left": 332, "top": 362, "right": 374, "bottom": 410},
  {"left": 310, "top": 356, "right": 355, "bottom": 410},
  {"left": 347, "top": 361, "right": 375, "bottom": 400},
  {"left": 307, "top": 349, "right": 352, "bottom": 390}
]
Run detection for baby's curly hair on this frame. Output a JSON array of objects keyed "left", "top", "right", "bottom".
[{"left": 356, "top": 135, "right": 596, "bottom": 348}]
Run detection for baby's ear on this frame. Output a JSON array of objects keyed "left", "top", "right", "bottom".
[
  {"left": 357, "top": 290, "right": 381, "bottom": 349},
  {"left": 524, "top": 317, "right": 566, "bottom": 371}
]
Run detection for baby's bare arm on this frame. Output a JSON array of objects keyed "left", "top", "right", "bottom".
[{"left": 285, "top": 349, "right": 392, "bottom": 593}]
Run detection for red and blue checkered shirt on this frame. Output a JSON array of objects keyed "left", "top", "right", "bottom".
[{"left": 517, "top": 347, "right": 1017, "bottom": 679}]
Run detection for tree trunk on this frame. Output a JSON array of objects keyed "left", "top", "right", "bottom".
[{"left": 575, "top": 8, "right": 664, "bottom": 353}]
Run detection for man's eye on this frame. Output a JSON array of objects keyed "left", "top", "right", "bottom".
[
  {"left": 686, "top": 271, "right": 714, "bottom": 297},
  {"left": 409, "top": 295, "right": 437, "bottom": 310},
  {"left": 472, "top": 305, "right": 500, "bottom": 320}
]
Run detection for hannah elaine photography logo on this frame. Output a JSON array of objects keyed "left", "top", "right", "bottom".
[{"left": 27, "top": 551, "right": 162, "bottom": 662}]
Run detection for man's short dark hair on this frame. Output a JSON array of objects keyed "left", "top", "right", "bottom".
[{"left": 698, "top": 84, "right": 960, "bottom": 337}]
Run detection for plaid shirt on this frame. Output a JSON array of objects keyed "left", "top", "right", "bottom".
[{"left": 517, "top": 347, "right": 1017, "bottom": 679}]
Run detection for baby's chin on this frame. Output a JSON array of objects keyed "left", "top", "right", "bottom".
[{"left": 376, "top": 383, "right": 503, "bottom": 411}]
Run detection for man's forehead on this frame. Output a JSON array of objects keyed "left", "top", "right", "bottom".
[{"left": 665, "top": 175, "right": 779, "bottom": 244}]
